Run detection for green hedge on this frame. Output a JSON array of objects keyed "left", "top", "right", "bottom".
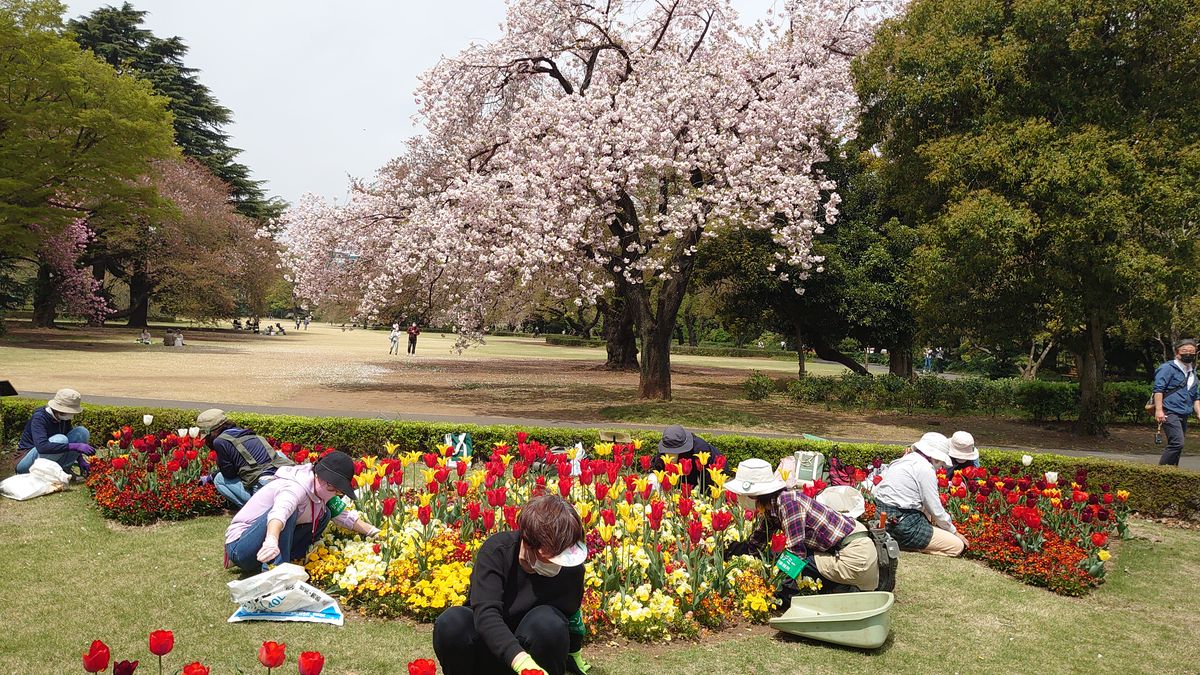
[
  {"left": 3, "top": 397, "right": 1195, "bottom": 519},
  {"left": 785, "top": 373, "right": 1151, "bottom": 422},
  {"left": 544, "top": 335, "right": 797, "bottom": 359}
]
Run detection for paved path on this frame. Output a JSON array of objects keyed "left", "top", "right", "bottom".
[{"left": 16, "top": 391, "right": 1198, "bottom": 472}]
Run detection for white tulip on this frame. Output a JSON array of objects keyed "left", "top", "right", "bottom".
[
  {"left": 188, "top": 426, "right": 201, "bottom": 438},
  {"left": 177, "top": 428, "right": 188, "bottom": 437},
  {"left": 1045, "top": 472, "right": 1058, "bottom": 485},
  {"left": 1021, "top": 454, "right": 1033, "bottom": 467},
  {"left": 143, "top": 414, "right": 154, "bottom": 426}
]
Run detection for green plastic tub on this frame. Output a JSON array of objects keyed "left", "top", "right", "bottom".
[{"left": 768, "top": 591, "right": 894, "bottom": 649}]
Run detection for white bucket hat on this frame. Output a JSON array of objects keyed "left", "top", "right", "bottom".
[
  {"left": 815, "top": 485, "right": 866, "bottom": 519},
  {"left": 47, "top": 388, "right": 83, "bottom": 415},
  {"left": 948, "top": 431, "right": 979, "bottom": 461},
  {"left": 723, "top": 458, "right": 787, "bottom": 497},
  {"left": 912, "top": 432, "right": 952, "bottom": 467}
]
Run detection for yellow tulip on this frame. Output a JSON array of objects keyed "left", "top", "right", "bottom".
[
  {"left": 779, "top": 469, "right": 790, "bottom": 482},
  {"left": 437, "top": 456, "right": 448, "bottom": 467},
  {"left": 696, "top": 451, "right": 710, "bottom": 467},
  {"left": 707, "top": 468, "right": 727, "bottom": 487},
  {"left": 653, "top": 470, "right": 666, "bottom": 487},
  {"left": 419, "top": 493, "right": 433, "bottom": 507},
  {"left": 500, "top": 454, "right": 514, "bottom": 467},
  {"left": 593, "top": 442, "right": 613, "bottom": 457},
  {"left": 709, "top": 485, "right": 723, "bottom": 501},
  {"left": 661, "top": 454, "right": 676, "bottom": 465},
  {"left": 576, "top": 502, "right": 593, "bottom": 524},
  {"left": 438, "top": 444, "right": 453, "bottom": 456},
  {"left": 567, "top": 447, "right": 578, "bottom": 460},
  {"left": 422, "top": 468, "right": 436, "bottom": 485},
  {"left": 363, "top": 456, "right": 377, "bottom": 470},
  {"left": 667, "top": 473, "right": 681, "bottom": 487},
  {"left": 1098, "top": 549, "right": 1111, "bottom": 562},
  {"left": 598, "top": 524, "right": 615, "bottom": 542},
  {"left": 618, "top": 502, "right": 632, "bottom": 520},
  {"left": 384, "top": 441, "right": 400, "bottom": 456},
  {"left": 632, "top": 439, "right": 643, "bottom": 450}
]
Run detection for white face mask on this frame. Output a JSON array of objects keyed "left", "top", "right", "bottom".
[
  {"left": 531, "top": 559, "right": 562, "bottom": 577},
  {"left": 314, "top": 476, "right": 338, "bottom": 502}
]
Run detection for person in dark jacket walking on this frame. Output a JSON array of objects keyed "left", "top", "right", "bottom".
[
  {"left": 197, "top": 408, "right": 294, "bottom": 507},
  {"left": 433, "top": 495, "right": 591, "bottom": 675},
  {"left": 407, "top": 322, "right": 421, "bottom": 355},
  {"left": 1153, "top": 339, "right": 1200, "bottom": 466},
  {"left": 15, "top": 389, "right": 94, "bottom": 477}
]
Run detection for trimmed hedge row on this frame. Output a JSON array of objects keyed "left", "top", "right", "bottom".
[
  {"left": 543, "top": 334, "right": 797, "bottom": 359},
  {"left": 3, "top": 397, "right": 1195, "bottom": 519},
  {"left": 785, "top": 373, "right": 1152, "bottom": 422}
]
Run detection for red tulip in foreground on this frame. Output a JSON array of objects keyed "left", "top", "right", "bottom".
[
  {"left": 82, "top": 640, "right": 110, "bottom": 673},
  {"left": 181, "top": 663, "right": 209, "bottom": 675},
  {"left": 298, "top": 651, "right": 325, "bottom": 675},
  {"left": 408, "top": 658, "right": 437, "bottom": 675},
  {"left": 114, "top": 660, "right": 139, "bottom": 675},
  {"left": 258, "top": 640, "right": 286, "bottom": 670}
]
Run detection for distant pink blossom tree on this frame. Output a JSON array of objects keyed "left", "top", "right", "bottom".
[{"left": 33, "top": 218, "right": 111, "bottom": 325}]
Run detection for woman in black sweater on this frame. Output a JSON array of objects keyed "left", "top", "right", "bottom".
[{"left": 434, "top": 495, "right": 590, "bottom": 675}]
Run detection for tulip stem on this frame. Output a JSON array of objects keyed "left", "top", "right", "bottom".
[{"left": 158, "top": 655, "right": 163, "bottom": 675}]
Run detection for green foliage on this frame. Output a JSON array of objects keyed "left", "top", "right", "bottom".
[
  {"left": 543, "top": 334, "right": 795, "bottom": 358},
  {"left": 741, "top": 371, "right": 775, "bottom": 401},
  {"left": 0, "top": 0, "right": 176, "bottom": 257},
  {"left": 3, "top": 397, "right": 1195, "bottom": 518}
]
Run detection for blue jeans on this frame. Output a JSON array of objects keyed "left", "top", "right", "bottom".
[
  {"left": 225, "top": 508, "right": 330, "bottom": 575},
  {"left": 213, "top": 473, "right": 273, "bottom": 508},
  {"left": 15, "top": 426, "right": 90, "bottom": 474}
]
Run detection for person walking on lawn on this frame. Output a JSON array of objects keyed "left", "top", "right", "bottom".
[
  {"left": 14, "top": 388, "right": 94, "bottom": 478},
  {"left": 1153, "top": 339, "right": 1200, "bottom": 466},
  {"left": 407, "top": 322, "right": 421, "bottom": 355},
  {"left": 224, "top": 450, "right": 379, "bottom": 574},
  {"left": 389, "top": 324, "right": 401, "bottom": 355}
]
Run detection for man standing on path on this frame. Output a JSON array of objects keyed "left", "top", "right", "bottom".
[
  {"left": 1153, "top": 339, "right": 1200, "bottom": 466},
  {"left": 407, "top": 322, "right": 421, "bottom": 355},
  {"left": 389, "top": 324, "right": 401, "bottom": 355}
]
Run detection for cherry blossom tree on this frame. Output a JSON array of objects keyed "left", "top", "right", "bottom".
[{"left": 30, "top": 218, "right": 111, "bottom": 326}]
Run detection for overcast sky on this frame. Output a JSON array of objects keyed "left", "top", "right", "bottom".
[{"left": 66, "top": 0, "right": 780, "bottom": 206}]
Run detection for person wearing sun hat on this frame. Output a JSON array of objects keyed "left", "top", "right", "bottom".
[
  {"left": 874, "top": 432, "right": 968, "bottom": 557},
  {"left": 434, "top": 494, "right": 590, "bottom": 675},
  {"left": 651, "top": 424, "right": 723, "bottom": 489},
  {"left": 14, "top": 388, "right": 94, "bottom": 477},
  {"left": 197, "top": 408, "right": 293, "bottom": 508},
  {"left": 724, "top": 459, "right": 880, "bottom": 596},
  {"left": 948, "top": 430, "right": 981, "bottom": 478},
  {"left": 223, "top": 450, "right": 379, "bottom": 574}
]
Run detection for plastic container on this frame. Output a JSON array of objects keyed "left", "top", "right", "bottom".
[{"left": 768, "top": 591, "right": 894, "bottom": 649}]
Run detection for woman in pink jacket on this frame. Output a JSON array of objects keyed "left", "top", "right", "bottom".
[{"left": 224, "top": 450, "right": 379, "bottom": 574}]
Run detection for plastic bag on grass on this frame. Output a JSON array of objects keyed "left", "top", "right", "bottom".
[
  {"left": 226, "top": 563, "right": 344, "bottom": 626},
  {"left": 1, "top": 458, "right": 71, "bottom": 501}
]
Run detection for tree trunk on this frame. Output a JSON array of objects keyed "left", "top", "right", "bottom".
[
  {"left": 31, "top": 263, "right": 58, "bottom": 328},
  {"left": 602, "top": 296, "right": 639, "bottom": 371},
  {"left": 639, "top": 320, "right": 674, "bottom": 399},
  {"left": 1073, "top": 312, "right": 1108, "bottom": 436},
  {"left": 792, "top": 319, "right": 807, "bottom": 378},
  {"left": 126, "top": 268, "right": 152, "bottom": 328},
  {"left": 810, "top": 334, "right": 870, "bottom": 375},
  {"left": 888, "top": 338, "right": 914, "bottom": 379}
]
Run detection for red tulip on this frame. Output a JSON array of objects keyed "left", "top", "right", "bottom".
[
  {"left": 677, "top": 497, "right": 693, "bottom": 519},
  {"left": 1091, "top": 532, "right": 1108, "bottom": 548},
  {"left": 148, "top": 629, "right": 174, "bottom": 656},
  {"left": 382, "top": 497, "right": 397, "bottom": 517},
  {"left": 516, "top": 431, "right": 529, "bottom": 444},
  {"left": 166, "top": 460, "right": 181, "bottom": 473},
  {"left": 504, "top": 504, "right": 520, "bottom": 529},
  {"left": 258, "top": 641, "right": 286, "bottom": 669},
  {"left": 298, "top": 651, "right": 325, "bottom": 675},
  {"left": 594, "top": 483, "right": 609, "bottom": 502},
  {"left": 483, "top": 508, "right": 497, "bottom": 530},
  {"left": 600, "top": 508, "right": 616, "bottom": 526},
  {"left": 114, "top": 660, "right": 139, "bottom": 675},
  {"left": 456, "top": 480, "right": 470, "bottom": 497},
  {"left": 639, "top": 455, "right": 652, "bottom": 472},
  {"left": 182, "top": 664, "right": 209, "bottom": 675},
  {"left": 408, "top": 658, "right": 437, "bottom": 675},
  {"left": 418, "top": 505, "right": 432, "bottom": 526},
  {"left": 711, "top": 510, "right": 733, "bottom": 532},
  {"left": 467, "top": 501, "right": 482, "bottom": 521},
  {"left": 83, "top": 640, "right": 110, "bottom": 673},
  {"left": 112, "top": 457, "right": 129, "bottom": 471},
  {"left": 771, "top": 532, "right": 787, "bottom": 553},
  {"left": 688, "top": 518, "right": 704, "bottom": 545},
  {"left": 558, "top": 477, "right": 572, "bottom": 498}
]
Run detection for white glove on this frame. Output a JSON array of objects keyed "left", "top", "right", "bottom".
[
  {"left": 256, "top": 535, "right": 281, "bottom": 563},
  {"left": 364, "top": 525, "right": 381, "bottom": 537}
]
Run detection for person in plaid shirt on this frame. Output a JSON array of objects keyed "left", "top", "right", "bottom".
[{"left": 725, "top": 458, "right": 879, "bottom": 594}]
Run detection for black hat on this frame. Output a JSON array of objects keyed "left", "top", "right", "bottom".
[
  {"left": 314, "top": 450, "right": 356, "bottom": 496},
  {"left": 657, "top": 425, "right": 695, "bottom": 454}
]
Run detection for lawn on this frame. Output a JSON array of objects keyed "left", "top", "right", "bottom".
[{"left": 1, "top": 488, "right": 1197, "bottom": 674}]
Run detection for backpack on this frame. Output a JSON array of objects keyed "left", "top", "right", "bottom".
[
  {"left": 218, "top": 431, "right": 294, "bottom": 489},
  {"left": 867, "top": 524, "right": 900, "bottom": 592}
]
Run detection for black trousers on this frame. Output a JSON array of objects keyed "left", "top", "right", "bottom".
[
  {"left": 1160, "top": 412, "right": 1188, "bottom": 466},
  {"left": 433, "top": 605, "right": 569, "bottom": 675},
  {"left": 408, "top": 338, "right": 417, "bottom": 354}
]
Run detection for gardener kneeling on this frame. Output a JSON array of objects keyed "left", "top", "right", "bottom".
[
  {"left": 224, "top": 450, "right": 379, "bottom": 574},
  {"left": 433, "top": 494, "right": 591, "bottom": 675},
  {"left": 15, "top": 389, "right": 94, "bottom": 478},
  {"left": 873, "top": 432, "right": 969, "bottom": 556},
  {"left": 197, "top": 408, "right": 293, "bottom": 508},
  {"left": 724, "top": 459, "right": 879, "bottom": 598}
]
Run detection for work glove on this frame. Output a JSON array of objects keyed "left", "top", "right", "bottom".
[
  {"left": 511, "top": 652, "right": 548, "bottom": 674},
  {"left": 198, "top": 474, "right": 213, "bottom": 486},
  {"left": 568, "top": 651, "right": 591, "bottom": 674},
  {"left": 76, "top": 457, "right": 91, "bottom": 478},
  {"left": 69, "top": 443, "right": 96, "bottom": 456},
  {"left": 256, "top": 535, "right": 281, "bottom": 564}
]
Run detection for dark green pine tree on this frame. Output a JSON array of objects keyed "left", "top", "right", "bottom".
[{"left": 68, "top": 3, "right": 286, "bottom": 222}]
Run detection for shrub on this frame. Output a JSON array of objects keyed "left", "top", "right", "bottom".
[{"left": 742, "top": 371, "right": 774, "bottom": 400}]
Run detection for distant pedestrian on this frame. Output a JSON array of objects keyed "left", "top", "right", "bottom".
[
  {"left": 407, "top": 322, "right": 421, "bottom": 355},
  {"left": 923, "top": 348, "right": 932, "bottom": 372},
  {"left": 303, "top": 316, "right": 310, "bottom": 330},
  {"left": 389, "top": 325, "right": 401, "bottom": 355},
  {"left": 1153, "top": 339, "right": 1200, "bottom": 466},
  {"left": 934, "top": 347, "right": 944, "bottom": 373}
]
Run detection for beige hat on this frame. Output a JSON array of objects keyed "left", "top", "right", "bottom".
[
  {"left": 912, "top": 432, "right": 952, "bottom": 467},
  {"left": 196, "top": 408, "right": 228, "bottom": 433},
  {"left": 47, "top": 388, "right": 83, "bottom": 415},
  {"left": 723, "top": 458, "right": 787, "bottom": 497},
  {"left": 949, "top": 431, "right": 979, "bottom": 461}
]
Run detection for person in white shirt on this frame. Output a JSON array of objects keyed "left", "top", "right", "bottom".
[{"left": 873, "top": 432, "right": 968, "bottom": 557}]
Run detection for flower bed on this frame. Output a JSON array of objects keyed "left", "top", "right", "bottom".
[{"left": 305, "top": 435, "right": 815, "bottom": 642}]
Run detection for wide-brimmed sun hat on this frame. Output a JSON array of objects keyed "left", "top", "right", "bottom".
[
  {"left": 196, "top": 408, "right": 228, "bottom": 433},
  {"left": 949, "top": 431, "right": 979, "bottom": 462},
  {"left": 912, "top": 432, "right": 952, "bottom": 467},
  {"left": 723, "top": 458, "right": 787, "bottom": 497},
  {"left": 548, "top": 540, "right": 588, "bottom": 567},
  {"left": 47, "top": 388, "right": 83, "bottom": 415},
  {"left": 658, "top": 425, "right": 695, "bottom": 454},
  {"left": 314, "top": 450, "right": 356, "bottom": 496},
  {"left": 816, "top": 485, "right": 866, "bottom": 519}
]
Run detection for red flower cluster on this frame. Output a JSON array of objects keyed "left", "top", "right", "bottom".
[{"left": 81, "top": 634, "right": 323, "bottom": 674}]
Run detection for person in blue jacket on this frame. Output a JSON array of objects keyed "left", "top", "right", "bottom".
[
  {"left": 1153, "top": 339, "right": 1200, "bottom": 466},
  {"left": 196, "top": 408, "right": 293, "bottom": 508},
  {"left": 15, "top": 389, "right": 94, "bottom": 477}
]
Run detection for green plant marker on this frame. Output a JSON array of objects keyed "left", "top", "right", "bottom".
[{"left": 776, "top": 551, "right": 807, "bottom": 579}]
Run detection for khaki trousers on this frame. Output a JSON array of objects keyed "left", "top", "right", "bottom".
[
  {"left": 813, "top": 522, "right": 880, "bottom": 591},
  {"left": 921, "top": 526, "right": 965, "bottom": 557}
]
